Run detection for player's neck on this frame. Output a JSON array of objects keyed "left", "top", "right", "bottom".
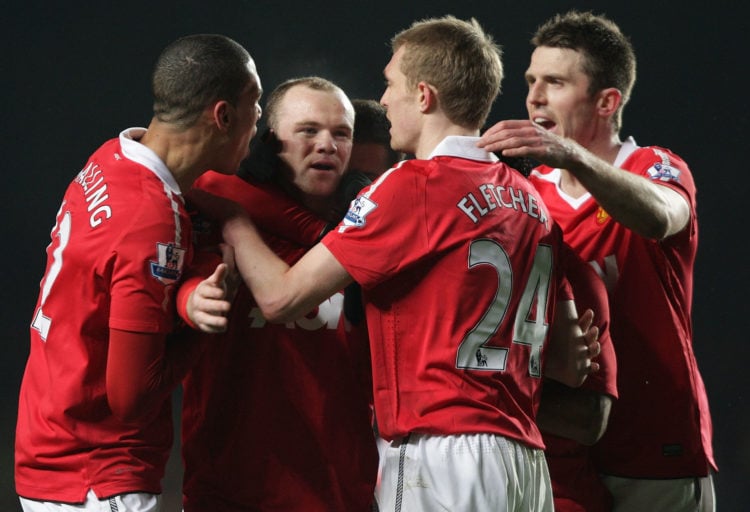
[
  {"left": 414, "top": 120, "right": 479, "bottom": 160},
  {"left": 141, "top": 119, "right": 213, "bottom": 192},
  {"left": 559, "top": 133, "right": 622, "bottom": 198}
]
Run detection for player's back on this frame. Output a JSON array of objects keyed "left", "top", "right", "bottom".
[
  {"left": 326, "top": 145, "right": 569, "bottom": 449},
  {"left": 17, "top": 134, "right": 190, "bottom": 501}
]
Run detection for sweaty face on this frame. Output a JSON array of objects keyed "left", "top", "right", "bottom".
[
  {"left": 220, "top": 58, "right": 263, "bottom": 174},
  {"left": 525, "top": 46, "right": 599, "bottom": 145},
  {"left": 273, "top": 86, "right": 354, "bottom": 208},
  {"left": 380, "top": 46, "right": 420, "bottom": 155}
]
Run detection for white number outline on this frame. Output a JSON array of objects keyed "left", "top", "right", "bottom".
[
  {"left": 456, "top": 239, "right": 552, "bottom": 377},
  {"left": 31, "top": 203, "right": 71, "bottom": 341}
]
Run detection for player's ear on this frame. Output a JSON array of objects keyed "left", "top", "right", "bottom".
[
  {"left": 596, "top": 88, "right": 622, "bottom": 119},
  {"left": 417, "top": 81, "right": 438, "bottom": 113},
  {"left": 213, "top": 101, "right": 233, "bottom": 130}
]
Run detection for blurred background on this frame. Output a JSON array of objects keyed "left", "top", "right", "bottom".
[{"left": 2, "top": 1, "right": 746, "bottom": 510}]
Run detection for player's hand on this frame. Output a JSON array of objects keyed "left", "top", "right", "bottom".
[
  {"left": 218, "top": 242, "right": 241, "bottom": 303},
  {"left": 477, "top": 119, "right": 585, "bottom": 171},
  {"left": 187, "top": 263, "right": 233, "bottom": 333},
  {"left": 237, "top": 128, "right": 283, "bottom": 183},
  {"left": 545, "top": 308, "right": 601, "bottom": 387}
]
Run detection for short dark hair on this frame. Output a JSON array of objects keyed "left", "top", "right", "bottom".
[
  {"left": 152, "top": 34, "right": 252, "bottom": 128},
  {"left": 532, "top": 11, "right": 636, "bottom": 131},
  {"left": 351, "top": 99, "right": 402, "bottom": 164}
]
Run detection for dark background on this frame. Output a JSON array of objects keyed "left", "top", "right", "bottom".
[{"left": 2, "top": 1, "right": 747, "bottom": 510}]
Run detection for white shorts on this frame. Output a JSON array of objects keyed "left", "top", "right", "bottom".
[
  {"left": 374, "top": 433, "right": 553, "bottom": 512},
  {"left": 603, "top": 473, "right": 715, "bottom": 512},
  {"left": 20, "top": 489, "right": 161, "bottom": 512}
]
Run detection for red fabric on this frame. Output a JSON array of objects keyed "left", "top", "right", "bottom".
[
  {"left": 181, "top": 173, "right": 378, "bottom": 511},
  {"left": 324, "top": 138, "right": 574, "bottom": 449},
  {"left": 530, "top": 143, "right": 715, "bottom": 478},
  {"left": 16, "top": 132, "right": 192, "bottom": 501}
]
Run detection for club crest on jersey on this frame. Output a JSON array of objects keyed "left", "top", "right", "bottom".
[
  {"left": 150, "top": 242, "right": 185, "bottom": 284},
  {"left": 343, "top": 196, "right": 378, "bottom": 228},
  {"left": 595, "top": 206, "right": 610, "bottom": 225}
]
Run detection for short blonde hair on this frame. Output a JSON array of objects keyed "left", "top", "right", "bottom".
[{"left": 392, "top": 16, "right": 503, "bottom": 129}]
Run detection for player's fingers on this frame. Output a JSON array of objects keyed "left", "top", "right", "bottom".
[
  {"left": 588, "top": 339, "right": 601, "bottom": 358},
  {"left": 208, "top": 263, "right": 228, "bottom": 285},
  {"left": 578, "top": 308, "right": 594, "bottom": 332},
  {"left": 219, "top": 243, "right": 236, "bottom": 270},
  {"left": 194, "top": 308, "right": 229, "bottom": 333}
]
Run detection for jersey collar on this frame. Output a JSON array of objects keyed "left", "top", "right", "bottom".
[
  {"left": 428, "top": 135, "right": 500, "bottom": 163},
  {"left": 119, "top": 127, "right": 182, "bottom": 195},
  {"left": 613, "top": 136, "right": 639, "bottom": 168}
]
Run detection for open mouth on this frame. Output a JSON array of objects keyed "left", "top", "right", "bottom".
[
  {"left": 533, "top": 117, "right": 555, "bottom": 130},
  {"left": 311, "top": 162, "right": 336, "bottom": 171}
]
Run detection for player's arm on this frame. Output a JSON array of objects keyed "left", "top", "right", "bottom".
[
  {"left": 477, "top": 120, "right": 690, "bottom": 239},
  {"left": 538, "top": 242, "right": 616, "bottom": 444},
  {"left": 106, "top": 327, "right": 206, "bottom": 423},
  {"left": 222, "top": 212, "right": 353, "bottom": 323},
  {"left": 536, "top": 379, "right": 613, "bottom": 445},
  {"left": 176, "top": 248, "right": 236, "bottom": 333},
  {"left": 187, "top": 187, "right": 354, "bottom": 323}
]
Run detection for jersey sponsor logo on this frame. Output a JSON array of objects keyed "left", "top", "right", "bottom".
[
  {"left": 342, "top": 196, "right": 378, "bottom": 228},
  {"left": 150, "top": 242, "right": 186, "bottom": 284},
  {"left": 647, "top": 149, "right": 681, "bottom": 183},
  {"left": 595, "top": 207, "right": 610, "bottom": 224}
]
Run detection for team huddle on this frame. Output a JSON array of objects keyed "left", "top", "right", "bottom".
[{"left": 15, "top": 9, "right": 715, "bottom": 512}]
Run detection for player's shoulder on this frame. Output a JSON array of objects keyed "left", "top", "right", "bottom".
[
  {"left": 623, "top": 145, "right": 693, "bottom": 189},
  {"left": 527, "top": 164, "right": 556, "bottom": 183},
  {"left": 627, "top": 144, "right": 689, "bottom": 170}
]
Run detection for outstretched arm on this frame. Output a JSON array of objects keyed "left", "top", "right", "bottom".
[
  {"left": 222, "top": 213, "right": 352, "bottom": 323},
  {"left": 478, "top": 120, "right": 690, "bottom": 239},
  {"left": 187, "top": 188, "right": 353, "bottom": 323}
]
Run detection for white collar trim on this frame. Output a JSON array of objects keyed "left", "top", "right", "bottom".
[
  {"left": 427, "top": 135, "right": 499, "bottom": 162},
  {"left": 119, "top": 127, "right": 182, "bottom": 194}
]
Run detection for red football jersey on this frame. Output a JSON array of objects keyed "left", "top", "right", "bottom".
[
  {"left": 529, "top": 137, "right": 716, "bottom": 478},
  {"left": 544, "top": 244, "right": 618, "bottom": 512},
  {"left": 180, "top": 172, "right": 378, "bottom": 512},
  {"left": 16, "top": 128, "right": 192, "bottom": 502},
  {"left": 323, "top": 136, "right": 572, "bottom": 449}
]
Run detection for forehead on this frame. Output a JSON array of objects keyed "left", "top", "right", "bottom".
[
  {"left": 276, "top": 85, "right": 354, "bottom": 127},
  {"left": 384, "top": 46, "right": 406, "bottom": 79},
  {"left": 244, "top": 58, "right": 263, "bottom": 98},
  {"left": 527, "top": 46, "right": 586, "bottom": 77}
]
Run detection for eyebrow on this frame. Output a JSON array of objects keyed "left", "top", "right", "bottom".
[{"left": 295, "top": 120, "right": 353, "bottom": 132}]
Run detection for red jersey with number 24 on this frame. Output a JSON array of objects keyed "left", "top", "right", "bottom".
[{"left": 324, "top": 136, "right": 573, "bottom": 449}]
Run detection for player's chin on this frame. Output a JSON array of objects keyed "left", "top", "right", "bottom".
[{"left": 308, "top": 177, "right": 340, "bottom": 197}]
